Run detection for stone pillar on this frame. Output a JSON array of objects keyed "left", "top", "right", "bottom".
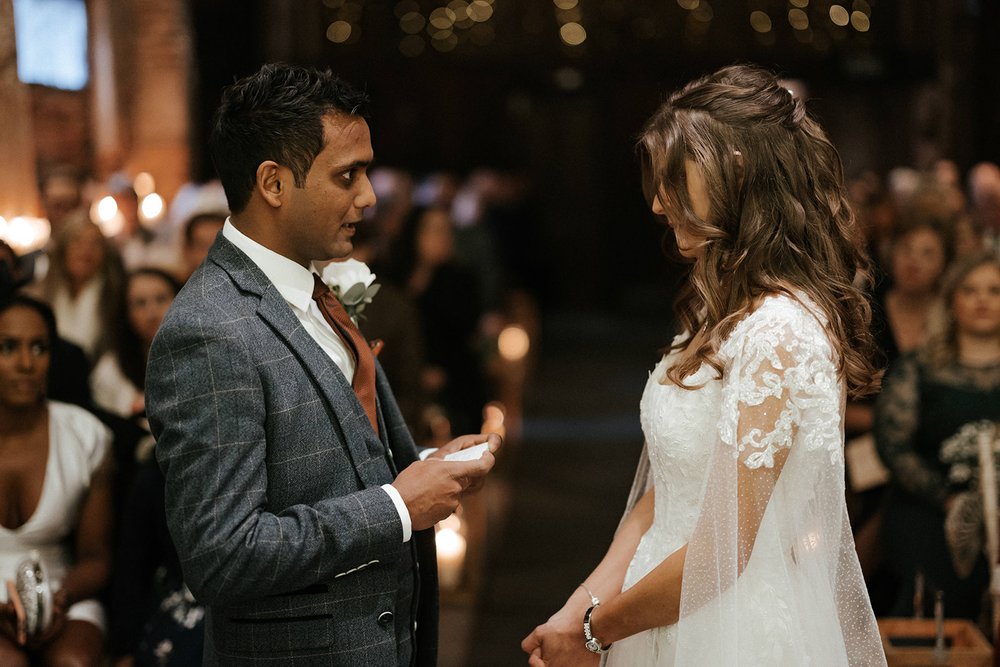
[
  {"left": 126, "top": 0, "right": 193, "bottom": 203},
  {"left": 89, "top": 0, "right": 193, "bottom": 201},
  {"left": 0, "top": 0, "right": 40, "bottom": 218},
  {"left": 89, "top": 0, "right": 125, "bottom": 179}
]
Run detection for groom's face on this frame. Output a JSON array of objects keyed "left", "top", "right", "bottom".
[{"left": 283, "top": 113, "right": 376, "bottom": 263}]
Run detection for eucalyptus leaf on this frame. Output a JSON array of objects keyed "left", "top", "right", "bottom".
[{"left": 342, "top": 282, "right": 367, "bottom": 304}]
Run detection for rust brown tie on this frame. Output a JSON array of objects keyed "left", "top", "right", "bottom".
[{"left": 311, "top": 274, "right": 380, "bottom": 437}]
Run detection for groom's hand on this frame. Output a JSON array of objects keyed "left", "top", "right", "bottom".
[{"left": 393, "top": 445, "right": 497, "bottom": 531}]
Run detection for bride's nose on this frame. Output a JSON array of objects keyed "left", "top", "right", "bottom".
[{"left": 652, "top": 195, "right": 666, "bottom": 216}]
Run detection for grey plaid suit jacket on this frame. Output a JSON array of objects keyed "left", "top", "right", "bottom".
[{"left": 147, "top": 236, "right": 438, "bottom": 666}]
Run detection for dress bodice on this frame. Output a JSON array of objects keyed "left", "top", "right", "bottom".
[{"left": 625, "top": 351, "right": 721, "bottom": 588}]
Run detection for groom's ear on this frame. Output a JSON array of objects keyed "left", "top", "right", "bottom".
[{"left": 256, "top": 161, "right": 285, "bottom": 209}]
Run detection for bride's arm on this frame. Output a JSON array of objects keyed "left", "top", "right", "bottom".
[{"left": 521, "top": 488, "right": 654, "bottom": 659}]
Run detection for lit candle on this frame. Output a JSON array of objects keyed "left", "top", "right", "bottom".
[{"left": 436, "top": 523, "right": 466, "bottom": 590}]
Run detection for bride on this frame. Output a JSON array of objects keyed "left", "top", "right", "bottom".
[{"left": 522, "top": 64, "right": 888, "bottom": 666}]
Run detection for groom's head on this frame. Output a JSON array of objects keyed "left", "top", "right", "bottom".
[{"left": 209, "top": 64, "right": 370, "bottom": 216}]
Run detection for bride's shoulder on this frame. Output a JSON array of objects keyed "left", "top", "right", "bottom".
[{"left": 720, "top": 292, "right": 831, "bottom": 357}]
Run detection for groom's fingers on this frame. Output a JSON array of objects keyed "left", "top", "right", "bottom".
[
  {"left": 484, "top": 431, "right": 503, "bottom": 454},
  {"left": 528, "top": 648, "right": 546, "bottom": 667}
]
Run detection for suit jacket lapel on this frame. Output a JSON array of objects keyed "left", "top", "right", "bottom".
[{"left": 209, "top": 236, "right": 387, "bottom": 488}]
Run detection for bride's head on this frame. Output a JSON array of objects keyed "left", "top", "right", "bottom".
[{"left": 639, "top": 64, "right": 880, "bottom": 397}]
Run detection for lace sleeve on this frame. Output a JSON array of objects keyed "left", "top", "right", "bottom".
[
  {"left": 873, "top": 354, "right": 948, "bottom": 507},
  {"left": 674, "top": 299, "right": 885, "bottom": 665}
]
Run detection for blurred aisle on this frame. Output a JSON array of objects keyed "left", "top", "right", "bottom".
[{"left": 454, "top": 308, "right": 668, "bottom": 666}]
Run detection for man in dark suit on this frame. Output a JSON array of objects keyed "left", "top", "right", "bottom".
[{"left": 146, "top": 63, "right": 500, "bottom": 666}]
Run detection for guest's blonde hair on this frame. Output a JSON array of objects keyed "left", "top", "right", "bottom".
[
  {"left": 921, "top": 251, "right": 1000, "bottom": 369},
  {"left": 639, "top": 64, "right": 880, "bottom": 398}
]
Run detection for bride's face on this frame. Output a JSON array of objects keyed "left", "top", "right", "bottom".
[{"left": 651, "top": 159, "right": 710, "bottom": 259}]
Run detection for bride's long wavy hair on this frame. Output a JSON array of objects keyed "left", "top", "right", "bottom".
[{"left": 639, "top": 64, "right": 881, "bottom": 398}]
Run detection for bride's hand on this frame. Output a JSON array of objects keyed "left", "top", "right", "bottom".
[{"left": 521, "top": 608, "right": 600, "bottom": 667}]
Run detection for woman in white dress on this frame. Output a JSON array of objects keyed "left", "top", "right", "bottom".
[
  {"left": 523, "top": 65, "right": 887, "bottom": 666},
  {"left": 0, "top": 294, "right": 113, "bottom": 665}
]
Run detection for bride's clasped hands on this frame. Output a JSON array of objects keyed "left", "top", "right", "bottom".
[{"left": 521, "top": 599, "right": 600, "bottom": 667}]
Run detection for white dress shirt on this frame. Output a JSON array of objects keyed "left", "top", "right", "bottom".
[{"left": 222, "top": 221, "right": 413, "bottom": 542}]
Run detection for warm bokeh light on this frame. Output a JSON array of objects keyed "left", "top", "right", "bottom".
[
  {"left": 749, "top": 10, "right": 772, "bottom": 33},
  {"left": 91, "top": 196, "right": 124, "bottom": 237},
  {"left": 95, "top": 195, "right": 118, "bottom": 222},
  {"left": 691, "top": 2, "right": 712, "bottom": 22},
  {"left": 429, "top": 7, "right": 456, "bottom": 29},
  {"left": 468, "top": 0, "right": 492, "bottom": 22},
  {"left": 326, "top": 21, "right": 352, "bottom": 43},
  {"left": 139, "top": 193, "right": 165, "bottom": 226},
  {"left": 133, "top": 172, "right": 155, "bottom": 198},
  {"left": 553, "top": 0, "right": 578, "bottom": 8},
  {"left": 498, "top": 325, "right": 530, "bottom": 361},
  {"left": 0, "top": 216, "right": 50, "bottom": 254},
  {"left": 829, "top": 4, "right": 850, "bottom": 26},
  {"left": 447, "top": 0, "right": 469, "bottom": 22},
  {"left": 677, "top": 0, "right": 699, "bottom": 9},
  {"left": 436, "top": 524, "right": 467, "bottom": 589},
  {"left": 400, "top": 11, "right": 425, "bottom": 33},
  {"left": 559, "top": 21, "right": 587, "bottom": 45},
  {"left": 851, "top": 10, "right": 870, "bottom": 32},
  {"left": 788, "top": 8, "right": 809, "bottom": 30},
  {"left": 789, "top": 0, "right": 808, "bottom": 6}
]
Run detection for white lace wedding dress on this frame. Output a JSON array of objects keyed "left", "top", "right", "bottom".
[{"left": 604, "top": 294, "right": 886, "bottom": 666}]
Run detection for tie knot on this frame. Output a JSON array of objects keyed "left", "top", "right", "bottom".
[{"left": 312, "top": 273, "right": 331, "bottom": 302}]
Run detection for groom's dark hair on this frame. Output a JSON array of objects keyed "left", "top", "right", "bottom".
[{"left": 209, "top": 63, "right": 369, "bottom": 214}]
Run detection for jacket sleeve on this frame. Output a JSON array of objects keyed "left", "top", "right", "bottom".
[{"left": 147, "top": 310, "right": 404, "bottom": 607}]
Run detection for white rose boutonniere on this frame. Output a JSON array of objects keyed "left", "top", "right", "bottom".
[{"left": 320, "top": 258, "right": 381, "bottom": 323}]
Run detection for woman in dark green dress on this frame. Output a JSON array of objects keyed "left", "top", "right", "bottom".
[{"left": 875, "top": 251, "right": 1000, "bottom": 620}]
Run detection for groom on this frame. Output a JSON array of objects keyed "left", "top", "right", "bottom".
[{"left": 146, "top": 63, "right": 499, "bottom": 666}]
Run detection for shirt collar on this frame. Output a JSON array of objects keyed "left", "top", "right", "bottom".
[{"left": 222, "top": 219, "right": 319, "bottom": 313}]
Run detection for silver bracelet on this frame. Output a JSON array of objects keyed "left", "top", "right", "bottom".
[{"left": 577, "top": 582, "right": 600, "bottom": 607}]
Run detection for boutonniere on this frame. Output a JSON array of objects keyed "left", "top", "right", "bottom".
[{"left": 320, "top": 258, "right": 381, "bottom": 323}]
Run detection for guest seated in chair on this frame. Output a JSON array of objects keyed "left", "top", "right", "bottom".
[
  {"left": 875, "top": 251, "right": 1000, "bottom": 620},
  {"left": 0, "top": 294, "right": 113, "bottom": 666}
]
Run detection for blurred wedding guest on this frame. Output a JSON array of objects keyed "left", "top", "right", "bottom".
[
  {"left": 40, "top": 165, "right": 86, "bottom": 235},
  {"left": 875, "top": 252, "right": 1000, "bottom": 619},
  {"left": 386, "top": 205, "right": 486, "bottom": 434},
  {"left": 871, "top": 215, "right": 954, "bottom": 373},
  {"left": 2, "top": 241, "right": 93, "bottom": 409},
  {"left": 368, "top": 167, "right": 415, "bottom": 255},
  {"left": 104, "top": 175, "right": 174, "bottom": 272},
  {"left": 29, "top": 214, "right": 126, "bottom": 362},
  {"left": 91, "top": 268, "right": 180, "bottom": 418},
  {"left": 349, "top": 218, "right": 426, "bottom": 431},
  {"left": 969, "top": 162, "right": 1000, "bottom": 251},
  {"left": 0, "top": 294, "right": 113, "bottom": 666},
  {"left": 16, "top": 165, "right": 88, "bottom": 284},
  {"left": 169, "top": 181, "right": 229, "bottom": 282},
  {"left": 110, "top": 457, "right": 204, "bottom": 667},
  {"left": 179, "top": 212, "right": 226, "bottom": 283},
  {"left": 847, "top": 214, "right": 953, "bottom": 612}
]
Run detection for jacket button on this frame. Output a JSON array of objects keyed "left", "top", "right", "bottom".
[{"left": 378, "top": 611, "right": 394, "bottom": 626}]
